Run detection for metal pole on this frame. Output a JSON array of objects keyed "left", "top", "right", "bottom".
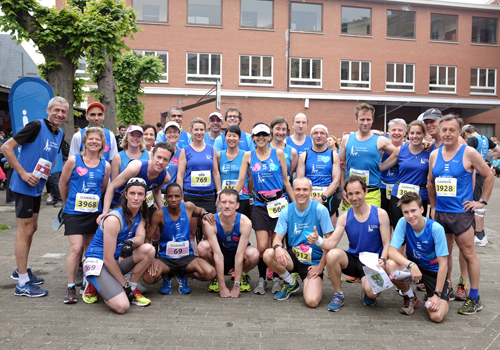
[{"left": 384, "top": 105, "right": 387, "bottom": 132}]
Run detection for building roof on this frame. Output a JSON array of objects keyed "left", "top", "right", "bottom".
[
  {"left": 365, "top": 0, "right": 500, "bottom": 10},
  {"left": 0, "top": 35, "right": 40, "bottom": 87}
]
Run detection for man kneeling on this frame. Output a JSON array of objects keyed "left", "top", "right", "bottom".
[
  {"left": 385, "top": 192, "right": 449, "bottom": 323},
  {"left": 198, "top": 188, "right": 259, "bottom": 298}
]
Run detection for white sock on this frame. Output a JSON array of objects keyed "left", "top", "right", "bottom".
[
  {"left": 190, "top": 239, "right": 197, "bottom": 253},
  {"left": 18, "top": 273, "right": 29, "bottom": 286},
  {"left": 280, "top": 271, "right": 294, "bottom": 284},
  {"left": 403, "top": 288, "right": 415, "bottom": 298},
  {"left": 129, "top": 281, "right": 138, "bottom": 291}
]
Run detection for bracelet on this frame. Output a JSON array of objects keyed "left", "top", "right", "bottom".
[
  {"left": 379, "top": 258, "right": 386, "bottom": 262},
  {"left": 407, "top": 261, "right": 416, "bottom": 269},
  {"left": 315, "top": 236, "right": 323, "bottom": 247},
  {"left": 202, "top": 212, "right": 210, "bottom": 217}
]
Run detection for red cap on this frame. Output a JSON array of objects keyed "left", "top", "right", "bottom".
[{"left": 86, "top": 102, "right": 105, "bottom": 114}]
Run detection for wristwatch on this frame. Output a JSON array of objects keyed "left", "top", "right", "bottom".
[
  {"left": 321, "top": 195, "right": 328, "bottom": 204},
  {"left": 479, "top": 198, "right": 488, "bottom": 205},
  {"left": 273, "top": 244, "right": 282, "bottom": 250},
  {"left": 234, "top": 281, "right": 241, "bottom": 287},
  {"left": 434, "top": 291, "right": 442, "bottom": 298}
]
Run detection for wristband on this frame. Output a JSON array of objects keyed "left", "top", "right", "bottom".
[
  {"left": 315, "top": 236, "right": 323, "bottom": 247},
  {"left": 407, "top": 261, "right": 416, "bottom": 269},
  {"left": 379, "top": 258, "right": 386, "bottom": 263}
]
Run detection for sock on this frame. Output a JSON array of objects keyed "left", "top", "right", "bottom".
[
  {"left": 68, "top": 283, "right": 75, "bottom": 288},
  {"left": 129, "top": 281, "right": 138, "bottom": 291},
  {"left": 469, "top": 288, "right": 479, "bottom": 300},
  {"left": 190, "top": 239, "right": 197, "bottom": 254},
  {"left": 403, "top": 288, "right": 415, "bottom": 298},
  {"left": 258, "top": 258, "right": 267, "bottom": 279},
  {"left": 280, "top": 271, "right": 294, "bottom": 284},
  {"left": 475, "top": 231, "right": 484, "bottom": 240},
  {"left": 18, "top": 273, "right": 29, "bottom": 286}
]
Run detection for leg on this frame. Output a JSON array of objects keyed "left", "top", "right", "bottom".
[
  {"left": 185, "top": 257, "right": 216, "bottom": 281},
  {"left": 325, "top": 249, "right": 348, "bottom": 292},
  {"left": 263, "top": 248, "right": 294, "bottom": 275},
  {"left": 15, "top": 214, "right": 39, "bottom": 275},
  {"left": 361, "top": 276, "right": 381, "bottom": 299},
  {"left": 242, "top": 246, "right": 260, "bottom": 273},
  {"left": 302, "top": 276, "right": 323, "bottom": 308},
  {"left": 428, "top": 299, "right": 449, "bottom": 323},
  {"left": 129, "top": 244, "right": 155, "bottom": 283},
  {"left": 104, "top": 292, "right": 130, "bottom": 314},
  {"left": 66, "top": 235, "right": 84, "bottom": 284},
  {"left": 196, "top": 240, "right": 214, "bottom": 266},
  {"left": 445, "top": 233, "right": 455, "bottom": 286},
  {"left": 455, "top": 227, "right": 480, "bottom": 290},
  {"left": 255, "top": 229, "right": 270, "bottom": 278}
]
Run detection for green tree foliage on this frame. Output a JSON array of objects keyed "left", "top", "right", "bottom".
[{"left": 114, "top": 52, "right": 164, "bottom": 126}]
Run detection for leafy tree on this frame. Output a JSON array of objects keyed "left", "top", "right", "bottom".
[{"left": 114, "top": 52, "right": 164, "bottom": 126}]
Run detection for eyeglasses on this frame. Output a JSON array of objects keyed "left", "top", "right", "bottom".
[
  {"left": 209, "top": 118, "right": 221, "bottom": 122},
  {"left": 127, "top": 177, "right": 147, "bottom": 186},
  {"left": 89, "top": 113, "right": 104, "bottom": 117},
  {"left": 227, "top": 115, "right": 239, "bottom": 119}
]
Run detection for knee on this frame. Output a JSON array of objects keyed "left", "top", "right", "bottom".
[
  {"left": 257, "top": 244, "right": 267, "bottom": 256},
  {"left": 429, "top": 313, "right": 444, "bottom": 323},
  {"left": 197, "top": 241, "right": 210, "bottom": 257},
  {"left": 112, "top": 301, "right": 130, "bottom": 315},
  {"left": 263, "top": 248, "right": 275, "bottom": 264},
  {"left": 69, "top": 243, "right": 83, "bottom": 256},
  {"left": 305, "top": 296, "right": 320, "bottom": 308},
  {"left": 248, "top": 249, "right": 260, "bottom": 265},
  {"left": 205, "top": 265, "right": 216, "bottom": 280},
  {"left": 326, "top": 249, "right": 341, "bottom": 265},
  {"left": 142, "top": 272, "right": 155, "bottom": 285}
]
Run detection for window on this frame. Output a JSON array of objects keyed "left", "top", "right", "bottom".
[
  {"left": 470, "top": 68, "right": 496, "bottom": 95},
  {"left": 430, "top": 14, "right": 458, "bottom": 41},
  {"left": 187, "top": 0, "right": 221, "bottom": 25},
  {"left": 134, "top": 50, "right": 168, "bottom": 82},
  {"left": 186, "top": 53, "right": 221, "bottom": 83},
  {"left": 387, "top": 10, "right": 415, "bottom": 38},
  {"left": 472, "top": 17, "right": 498, "bottom": 44},
  {"left": 76, "top": 58, "right": 90, "bottom": 80},
  {"left": 240, "top": 0, "right": 273, "bottom": 29},
  {"left": 240, "top": 55, "right": 273, "bottom": 85},
  {"left": 429, "top": 65, "right": 456, "bottom": 93},
  {"left": 340, "top": 60, "right": 370, "bottom": 89},
  {"left": 291, "top": 3, "right": 322, "bottom": 32},
  {"left": 386, "top": 63, "right": 414, "bottom": 91},
  {"left": 341, "top": 7, "right": 371, "bottom": 36},
  {"left": 133, "top": 0, "right": 168, "bottom": 22},
  {"left": 290, "top": 58, "right": 322, "bottom": 87}
]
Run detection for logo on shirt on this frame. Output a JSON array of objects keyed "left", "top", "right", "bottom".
[
  {"left": 294, "top": 223, "right": 301, "bottom": 235},
  {"left": 221, "top": 164, "right": 229, "bottom": 174},
  {"left": 420, "top": 158, "right": 429, "bottom": 164},
  {"left": 311, "top": 165, "right": 318, "bottom": 174},
  {"left": 76, "top": 167, "right": 88, "bottom": 176},
  {"left": 350, "top": 146, "right": 359, "bottom": 157},
  {"left": 252, "top": 163, "right": 262, "bottom": 172},
  {"left": 258, "top": 174, "right": 265, "bottom": 183},
  {"left": 43, "top": 140, "right": 51, "bottom": 152},
  {"left": 367, "top": 225, "right": 378, "bottom": 232},
  {"left": 81, "top": 181, "right": 89, "bottom": 193},
  {"left": 206, "top": 154, "right": 212, "bottom": 160},
  {"left": 386, "top": 167, "right": 394, "bottom": 176}
]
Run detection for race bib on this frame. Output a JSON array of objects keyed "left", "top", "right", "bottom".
[
  {"left": 222, "top": 179, "right": 243, "bottom": 195},
  {"left": 350, "top": 168, "right": 369, "bottom": 185},
  {"left": 33, "top": 158, "right": 52, "bottom": 180},
  {"left": 397, "top": 183, "right": 419, "bottom": 199},
  {"left": 312, "top": 186, "right": 327, "bottom": 199},
  {"left": 83, "top": 258, "right": 104, "bottom": 277},
  {"left": 146, "top": 191, "right": 154, "bottom": 208},
  {"left": 385, "top": 183, "right": 395, "bottom": 200},
  {"left": 266, "top": 197, "right": 288, "bottom": 219},
  {"left": 166, "top": 240, "right": 189, "bottom": 259},
  {"left": 435, "top": 177, "right": 457, "bottom": 197},
  {"left": 74, "top": 193, "right": 99, "bottom": 213},
  {"left": 191, "top": 170, "right": 211, "bottom": 187},
  {"left": 292, "top": 245, "right": 312, "bottom": 264}
]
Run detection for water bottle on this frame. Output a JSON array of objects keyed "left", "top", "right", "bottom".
[
  {"left": 389, "top": 269, "right": 419, "bottom": 284},
  {"left": 340, "top": 161, "right": 347, "bottom": 171}
]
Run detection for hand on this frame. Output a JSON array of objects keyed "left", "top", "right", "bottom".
[
  {"left": 307, "top": 228, "right": 319, "bottom": 245},
  {"left": 21, "top": 172, "right": 40, "bottom": 187},
  {"left": 311, "top": 196, "right": 322, "bottom": 203},
  {"left": 341, "top": 190, "right": 351, "bottom": 206},
  {"left": 147, "top": 260, "right": 160, "bottom": 277},
  {"left": 123, "top": 283, "right": 134, "bottom": 302},
  {"left": 96, "top": 211, "right": 107, "bottom": 225},
  {"left": 119, "top": 239, "right": 135, "bottom": 259},
  {"left": 219, "top": 285, "right": 231, "bottom": 298},
  {"left": 462, "top": 200, "right": 485, "bottom": 213},
  {"left": 376, "top": 259, "right": 386, "bottom": 269},
  {"left": 426, "top": 294, "right": 441, "bottom": 312},
  {"left": 202, "top": 213, "right": 216, "bottom": 226},
  {"left": 307, "top": 265, "right": 323, "bottom": 280},
  {"left": 275, "top": 248, "right": 289, "bottom": 267},
  {"left": 423, "top": 140, "right": 435, "bottom": 152},
  {"left": 229, "top": 286, "right": 240, "bottom": 298},
  {"left": 410, "top": 264, "right": 422, "bottom": 282}
]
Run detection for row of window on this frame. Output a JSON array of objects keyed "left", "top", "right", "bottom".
[{"left": 133, "top": 0, "right": 498, "bottom": 44}]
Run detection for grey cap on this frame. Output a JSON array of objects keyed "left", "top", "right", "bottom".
[{"left": 422, "top": 108, "right": 442, "bottom": 121}]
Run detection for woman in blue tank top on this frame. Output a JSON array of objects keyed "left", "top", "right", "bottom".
[
  {"left": 234, "top": 122, "right": 295, "bottom": 294},
  {"left": 161, "top": 121, "right": 182, "bottom": 193},
  {"left": 380, "top": 121, "right": 430, "bottom": 227},
  {"left": 59, "top": 127, "right": 111, "bottom": 303},
  {"left": 269, "top": 117, "right": 298, "bottom": 181}
]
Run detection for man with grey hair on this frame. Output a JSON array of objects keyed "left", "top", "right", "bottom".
[
  {"left": 159, "top": 107, "right": 191, "bottom": 149},
  {"left": 286, "top": 113, "right": 313, "bottom": 157},
  {"left": 1, "top": 96, "right": 68, "bottom": 298}
]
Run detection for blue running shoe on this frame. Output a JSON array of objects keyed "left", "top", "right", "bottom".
[
  {"left": 160, "top": 277, "right": 172, "bottom": 295},
  {"left": 14, "top": 281, "right": 48, "bottom": 297},
  {"left": 328, "top": 292, "right": 345, "bottom": 312},
  {"left": 274, "top": 278, "right": 299, "bottom": 301},
  {"left": 360, "top": 292, "right": 378, "bottom": 306},
  {"left": 176, "top": 275, "right": 191, "bottom": 294},
  {"left": 11, "top": 268, "right": 44, "bottom": 285}
]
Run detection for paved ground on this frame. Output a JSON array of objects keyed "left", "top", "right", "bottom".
[{"left": 1, "top": 180, "right": 500, "bottom": 350}]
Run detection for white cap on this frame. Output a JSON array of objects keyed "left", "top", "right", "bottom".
[
  {"left": 125, "top": 125, "right": 143, "bottom": 135},
  {"left": 311, "top": 124, "right": 328, "bottom": 135},
  {"left": 252, "top": 124, "right": 271, "bottom": 136},
  {"left": 164, "top": 121, "right": 181, "bottom": 131},
  {"left": 209, "top": 112, "right": 223, "bottom": 121}
]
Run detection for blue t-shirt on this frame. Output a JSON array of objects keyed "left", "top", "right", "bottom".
[
  {"left": 112, "top": 150, "right": 150, "bottom": 205},
  {"left": 391, "top": 217, "right": 448, "bottom": 272},
  {"left": 164, "top": 147, "right": 181, "bottom": 188},
  {"left": 379, "top": 151, "right": 398, "bottom": 189}
]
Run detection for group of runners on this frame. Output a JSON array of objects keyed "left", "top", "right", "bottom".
[{"left": 2, "top": 97, "right": 496, "bottom": 322}]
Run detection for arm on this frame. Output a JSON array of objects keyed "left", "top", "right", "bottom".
[
  {"left": 463, "top": 147, "right": 495, "bottom": 212},
  {"left": 377, "top": 208, "right": 391, "bottom": 263},
  {"left": 379, "top": 137, "right": 396, "bottom": 155},
  {"left": 1, "top": 138, "right": 40, "bottom": 186},
  {"left": 230, "top": 216, "right": 252, "bottom": 297},
  {"left": 289, "top": 148, "right": 298, "bottom": 177},
  {"left": 233, "top": 152, "right": 250, "bottom": 193},
  {"left": 204, "top": 219, "right": 230, "bottom": 297},
  {"left": 379, "top": 147, "right": 400, "bottom": 171},
  {"left": 101, "top": 162, "right": 111, "bottom": 194},
  {"left": 308, "top": 212, "right": 347, "bottom": 251},
  {"left": 323, "top": 152, "right": 341, "bottom": 198},
  {"left": 110, "top": 153, "right": 122, "bottom": 181},
  {"left": 307, "top": 231, "right": 331, "bottom": 280},
  {"left": 102, "top": 216, "right": 128, "bottom": 287},
  {"left": 339, "top": 135, "right": 349, "bottom": 205},
  {"left": 58, "top": 156, "right": 76, "bottom": 206},
  {"left": 427, "top": 151, "right": 438, "bottom": 216},
  {"left": 296, "top": 152, "right": 306, "bottom": 178},
  {"left": 69, "top": 132, "right": 81, "bottom": 158},
  {"left": 108, "top": 132, "right": 118, "bottom": 163},
  {"left": 271, "top": 233, "right": 287, "bottom": 267},
  {"left": 278, "top": 149, "right": 295, "bottom": 202},
  {"left": 212, "top": 147, "right": 221, "bottom": 193},
  {"left": 145, "top": 208, "right": 164, "bottom": 243},
  {"left": 487, "top": 145, "right": 500, "bottom": 158},
  {"left": 175, "top": 149, "right": 187, "bottom": 188}
]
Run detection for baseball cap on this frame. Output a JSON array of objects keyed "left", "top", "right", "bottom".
[
  {"left": 209, "top": 112, "right": 223, "bottom": 121},
  {"left": 86, "top": 102, "right": 105, "bottom": 114},
  {"left": 125, "top": 125, "right": 144, "bottom": 135},
  {"left": 165, "top": 121, "right": 181, "bottom": 131},
  {"left": 422, "top": 108, "right": 442, "bottom": 121},
  {"left": 311, "top": 124, "right": 329, "bottom": 135},
  {"left": 252, "top": 124, "right": 271, "bottom": 136}
]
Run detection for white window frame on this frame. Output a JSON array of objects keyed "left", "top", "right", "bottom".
[
  {"left": 239, "top": 55, "right": 273, "bottom": 86},
  {"left": 340, "top": 60, "right": 371, "bottom": 90},
  {"left": 133, "top": 0, "right": 169, "bottom": 23},
  {"left": 429, "top": 65, "right": 456, "bottom": 94},
  {"left": 470, "top": 67, "right": 497, "bottom": 96},
  {"left": 133, "top": 50, "right": 168, "bottom": 83},
  {"left": 386, "top": 63, "right": 415, "bottom": 92},
  {"left": 186, "top": 52, "right": 222, "bottom": 85},
  {"left": 289, "top": 58, "right": 322, "bottom": 88},
  {"left": 75, "top": 57, "right": 90, "bottom": 80}
]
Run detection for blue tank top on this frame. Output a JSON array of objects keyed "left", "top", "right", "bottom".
[
  {"left": 304, "top": 148, "right": 333, "bottom": 187},
  {"left": 220, "top": 150, "right": 250, "bottom": 200},
  {"left": 218, "top": 131, "right": 253, "bottom": 152},
  {"left": 80, "top": 127, "right": 112, "bottom": 161},
  {"left": 64, "top": 154, "right": 107, "bottom": 215},
  {"left": 286, "top": 201, "right": 325, "bottom": 266},
  {"left": 112, "top": 150, "right": 150, "bottom": 205},
  {"left": 346, "top": 205, "right": 383, "bottom": 257},
  {"left": 379, "top": 152, "right": 398, "bottom": 189},
  {"left": 164, "top": 147, "right": 181, "bottom": 187},
  {"left": 286, "top": 135, "right": 313, "bottom": 156},
  {"left": 250, "top": 148, "right": 285, "bottom": 207},
  {"left": 474, "top": 134, "right": 489, "bottom": 160},
  {"left": 391, "top": 144, "right": 430, "bottom": 200},
  {"left": 432, "top": 145, "right": 473, "bottom": 213},
  {"left": 345, "top": 133, "right": 381, "bottom": 187},
  {"left": 405, "top": 218, "right": 440, "bottom": 272},
  {"left": 158, "top": 203, "right": 193, "bottom": 259},
  {"left": 183, "top": 144, "right": 216, "bottom": 195},
  {"left": 50, "top": 150, "right": 64, "bottom": 174},
  {"left": 215, "top": 213, "right": 249, "bottom": 251},
  {"left": 85, "top": 208, "right": 142, "bottom": 260},
  {"left": 269, "top": 143, "right": 293, "bottom": 178},
  {"left": 11, "top": 119, "right": 64, "bottom": 196},
  {"left": 136, "top": 159, "right": 167, "bottom": 192}
]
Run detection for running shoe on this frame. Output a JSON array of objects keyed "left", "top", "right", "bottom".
[
  {"left": 291, "top": 272, "right": 300, "bottom": 280},
  {"left": 474, "top": 236, "right": 488, "bottom": 247},
  {"left": 14, "top": 281, "right": 48, "bottom": 298},
  {"left": 254, "top": 277, "right": 268, "bottom": 295},
  {"left": 400, "top": 295, "right": 419, "bottom": 315},
  {"left": 360, "top": 292, "right": 378, "bottom": 306},
  {"left": 132, "top": 289, "right": 151, "bottom": 307},
  {"left": 346, "top": 276, "right": 360, "bottom": 283},
  {"left": 274, "top": 278, "right": 299, "bottom": 301},
  {"left": 46, "top": 194, "right": 53, "bottom": 204},
  {"left": 416, "top": 283, "right": 426, "bottom": 291},
  {"left": 328, "top": 292, "right": 345, "bottom": 312},
  {"left": 271, "top": 277, "right": 281, "bottom": 294},
  {"left": 64, "top": 286, "right": 77, "bottom": 304},
  {"left": 266, "top": 268, "right": 274, "bottom": 280},
  {"left": 454, "top": 283, "right": 469, "bottom": 301},
  {"left": 176, "top": 275, "right": 191, "bottom": 294},
  {"left": 227, "top": 268, "right": 234, "bottom": 276},
  {"left": 11, "top": 268, "right": 45, "bottom": 285},
  {"left": 240, "top": 274, "right": 251, "bottom": 292},
  {"left": 160, "top": 277, "right": 172, "bottom": 295},
  {"left": 208, "top": 276, "right": 220, "bottom": 293},
  {"left": 449, "top": 287, "right": 455, "bottom": 300},
  {"left": 75, "top": 267, "right": 84, "bottom": 287},
  {"left": 82, "top": 282, "right": 99, "bottom": 304},
  {"left": 458, "top": 296, "right": 483, "bottom": 315}
]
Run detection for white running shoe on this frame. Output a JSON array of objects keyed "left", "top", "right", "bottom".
[{"left": 474, "top": 236, "right": 488, "bottom": 247}]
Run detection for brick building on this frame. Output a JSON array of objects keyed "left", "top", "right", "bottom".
[{"left": 61, "top": 0, "right": 500, "bottom": 137}]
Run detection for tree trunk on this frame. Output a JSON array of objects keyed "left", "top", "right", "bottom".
[{"left": 97, "top": 50, "right": 117, "bottom": 133}]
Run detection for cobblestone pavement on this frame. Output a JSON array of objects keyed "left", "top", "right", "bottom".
[{"left": 1, "top": 180, "right": 500, "bottom": 350}]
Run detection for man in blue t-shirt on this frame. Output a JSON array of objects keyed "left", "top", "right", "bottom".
[
  {"left": 385, "top": 192, "right": 449, "bottom": 323},
  {"left": 263, "top": 177, "right": 333, "bottom": 307}
]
